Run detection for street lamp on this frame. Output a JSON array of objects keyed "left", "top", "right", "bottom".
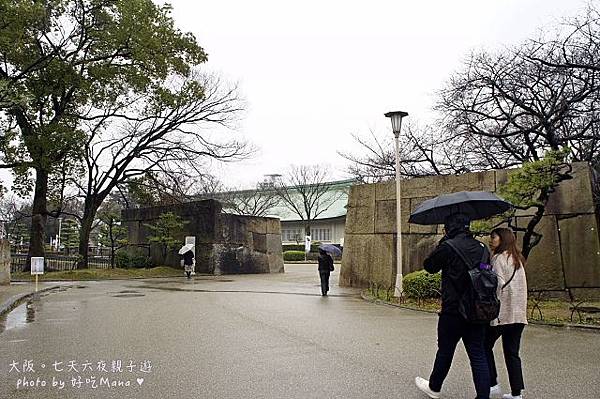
[{"left": 384, "top": 110, "right": 409, "bottom": 298}]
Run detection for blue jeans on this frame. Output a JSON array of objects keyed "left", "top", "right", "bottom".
[{"left": 429, "top": 314, "right": 490, "bottom": 399}]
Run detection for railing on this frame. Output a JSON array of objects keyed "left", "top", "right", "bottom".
[{"left": 10, "top": 253, "right": 112, "bottom": 272}]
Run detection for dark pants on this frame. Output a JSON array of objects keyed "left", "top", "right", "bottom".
[
  {"left": 429, "top": 314, "right": 490, "bottom": 399},
  {"left": 319, "top": 271, "right": 330, "bottom": 295},
  {"left": 485, "top": 324, "right": 525, "bottom": 396}
]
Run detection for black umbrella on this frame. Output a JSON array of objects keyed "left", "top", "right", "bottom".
[{"left": 408, "top": 191, "right": 512, "bottom": 225}]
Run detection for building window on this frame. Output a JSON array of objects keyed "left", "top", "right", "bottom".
[
  {"left": 282, "top": 229, "right": 303, "bottom": 243},
  {"left": 310, "top": 228, "right": 331, "bottom": 242}
]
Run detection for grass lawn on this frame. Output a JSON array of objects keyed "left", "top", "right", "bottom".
[
  {"left": 12, "top": 267, "right": 184, "bottom": 281},
  {"left": 363, "top": 289, "right": 600, "bottom": 326}
]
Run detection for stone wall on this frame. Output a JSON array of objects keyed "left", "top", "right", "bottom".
[
  {"left": 0, "top": 239, "right": 10, "bottom": 285},
  {"left": 122, "top": 200, "right": 284, "bottom": 275},
  {"left": 340, "top": 162, "right": 600, "bottom": 299}
]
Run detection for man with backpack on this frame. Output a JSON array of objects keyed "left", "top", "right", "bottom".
[{"left": 415, "top": 213, "right": 497, "bottom": 399}]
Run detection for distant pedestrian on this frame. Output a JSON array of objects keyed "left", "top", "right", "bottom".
[
  {"left": 415, "top": 213, "right": 491, "bottom": 399},
  {"left": 486, "top": 228, "right": 528, "bottom": 399},
  {"left": 318, "top": 248, "right": 334, "bottom": 296},
  {"left": 181, "top": 250, "right": 194, "bottom": 279}
]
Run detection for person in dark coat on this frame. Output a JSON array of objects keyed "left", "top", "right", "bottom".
[
  {"left": 415, "top": 213, "right": 491, "bottom": 399},
  {"left": 317, "top": 249, "right": 334, "bottom": 296},
  {"left": 182, "top": 250, "right": 194, "bottom": 279}
]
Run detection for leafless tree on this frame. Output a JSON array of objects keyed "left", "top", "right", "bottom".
[
  {"left": 438, "top": 32, "right": 600, "bottom": 165},
  {"left": 338, "top": 122, "right": 500, "bottom": 183},
  {"left": 72, "top": 73, "right": 251, "bottom": 268},
  {"left": 213, "top": 186, "right": 280, "bottom": 217},
  {"left": 273, "top": 165, "right": 346, "bottom": 236}
]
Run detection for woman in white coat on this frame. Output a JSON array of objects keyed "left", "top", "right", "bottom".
[{"left": 486, "top": 228, "right": 528, "bottom": 399}]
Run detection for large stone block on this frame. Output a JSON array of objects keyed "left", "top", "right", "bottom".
[
  {"left": 545, "top": 162, "right": 596, "bottom": 215},
  {"left": 402, "top": 175, "right": 441, "bottom": 198},
  {"left": 559, "top": 214, "right": 600, "bottom": 288},
  {"left": 516, "top": 216, "right": 565, "bottom": 290},
  {"left": 375, "top": 181, "right": 396, "bottom": 201},
  {"left": 494, "top": 169, "right": 509, "bottom": 191},
  {"left": 374, "top": 199, "right": 411, "bottom": 234},
  {"left": 266, "top": 234, "right": 284, "bottom": 273},
  {"left": 266, "top": 218, "right": 281, "bottom": 235},
  {"left": 345, "top": 184, "right": 375, "bottom": 234},
  {"left": 246, "top": 217, "right": 267, "bottom": 234},
  {"left": 436, "top": 170, "right": 496, "bottom": 195},
  {"left": 408, "top": 196, "right": 438, "bottom": 234},
  {"left": 339, "top": 234, "right": 373, "bottom": 288},
  {"left": 252, "top": 232, "right": 267, "bottom": 253},
  {"left": 370, "top": 234, "right": 396, "bottom": 289},
  {"left": 0, "top": 240, "right": 10, "bottom": 285},
  {"left": 404, "top": 234, "right": 444, "bottom": 274}
]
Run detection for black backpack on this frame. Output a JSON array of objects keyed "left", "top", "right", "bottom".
[{"left": 445, "top": 239, "right": 500, "bottom": 323}]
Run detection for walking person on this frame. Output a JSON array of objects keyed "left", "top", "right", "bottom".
[
  {"left": 486, "top": 228, "right": 528, "bottom": 399},
  {"left": 181, "top": 249, "right": 194, "bottom": 279},
  {"left": 415, "top": 213, "right": 491, "bottom": 399},
  {"left": 318, "top": 248, "right": 334, "bottom": 296}
]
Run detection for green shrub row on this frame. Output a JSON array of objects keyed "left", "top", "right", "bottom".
[
  {"left": 403, "top": 270, "right": 442, "bottom": 299},
  {"left": 115, "top": 251, "right": 151, "bottom": 268},
  {"left": 283, "top": 250, "right": 306, "bottom": 261},
  {"left": 282, "top": 244, "right": 321, "bottom": 252}
]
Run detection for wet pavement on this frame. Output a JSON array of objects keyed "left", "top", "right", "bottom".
[{"left": 0, "top": 264, "right": 599, "bottom": 398}]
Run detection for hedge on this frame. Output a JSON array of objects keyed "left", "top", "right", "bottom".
[
  {"left": 115, "top": 250, "right": 151, "bottom": 269},
  {"left": 403, "top": 270, "right": 442, "bottom": 299},
  {"left": 282, "top": 244, "right": 321, "bottom": 252},
  {"left": 283, "top": 250, "right": 306, "bottom": 261}
]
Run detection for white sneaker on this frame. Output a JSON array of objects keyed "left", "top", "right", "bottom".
[
  {"left": 490, "top": 384, "right": 502, "bottom": 397},
  {"left": 502, "top": 394, "right": 522, "bottom": 399},
  {"left": 414, "top": 377, "right": 441, "bottom": 399}
]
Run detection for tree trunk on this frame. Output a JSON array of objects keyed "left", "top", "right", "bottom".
[
  {"left": 26, "top": 168, "right": 49, "bottom": 272},
  {"left": 109, "top": 225, "right": 116, "bottom": 268},
  {"left": 77, "top": 199, "right": 100, "bottom": 269},
  {"left": 521, "top": 188, "right": 550, "bottom": 259}
]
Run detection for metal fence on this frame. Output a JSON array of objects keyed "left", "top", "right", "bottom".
[{"left": 10, "top": 253, "right": 111, "bottom": 272}]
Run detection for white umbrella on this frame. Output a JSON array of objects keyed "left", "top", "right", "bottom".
[{"left": 178, "top": 243, "right": 194, "bottom": 255}]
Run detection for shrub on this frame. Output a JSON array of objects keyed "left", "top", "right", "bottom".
[
  {"left": 282, "top": 244, "right": 320, "bottom": 252},
  {"left": 115, "top": 250, "right": 151, "bottom": 268},
  {"left": 283, "top": 250, "right": 306, "bottom": 261},
  {"left": 403, "top": 270, "right": 442, "bottom": 300}
]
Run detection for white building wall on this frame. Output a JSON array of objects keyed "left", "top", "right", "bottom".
[{"left": 280, "top": 217, "right": 345, "bottom": 245}]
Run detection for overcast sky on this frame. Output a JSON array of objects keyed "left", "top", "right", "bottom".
[
  {"left": 165, "top": 0, "right": 591, "bottom": 188},
  {"left": 2, "top": 0, "right": 592, "bottom": 194}
]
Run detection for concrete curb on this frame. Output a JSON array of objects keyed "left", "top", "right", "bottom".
[
  {"left": 0, "top": 286, "right": 62, "bottom": 318},
  {"left": 360, "top": 291, "right": 600, "bottom": 333},
  {"left": 10, "top": 274, "right": 190, "bottom": 283}
]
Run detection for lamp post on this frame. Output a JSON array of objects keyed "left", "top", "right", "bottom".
[{"left": 384, "top": 110, "right": 409, "bottom": 297}]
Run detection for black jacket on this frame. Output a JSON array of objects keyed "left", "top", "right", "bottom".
[
  {"left": 182, "top": 250, "right": 194, "bottom": 266},
  {"left": 424, "top": 232, "right": 489, "bottom": 316},
  {"left": 318, "top": 253, "right": 333, "bottom": 272}
]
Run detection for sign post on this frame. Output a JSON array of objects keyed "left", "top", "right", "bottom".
[{"left": 31, "top": 257, "right": 44, "bottom": 299}]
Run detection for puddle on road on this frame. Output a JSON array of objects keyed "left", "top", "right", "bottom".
[
  {"left": 111, "top": 293, "right": 146, "bottom": 298},
  {"left": 0, "top": 301, "right": 36, "bottom": 334}
]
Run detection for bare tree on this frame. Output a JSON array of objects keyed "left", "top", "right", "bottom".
[
  {"left": 529, "top": 4, "right": 600, "bottom": 74},
  {"left": 273, "top": 165, "right": 346, "bottom": 236},
  {"left": 338, "top": 122, "right": 499, "bottom": 183},
  {"left": 73, "top": 73, "right": 251, "bottom": 268},
  {"left": 214, "top": 186, "right": 280, "bottom": 217},
  {"left": 438, "top": 37, "right": 600, "bottom": 165}
]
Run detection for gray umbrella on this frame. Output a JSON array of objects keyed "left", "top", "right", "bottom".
[
  {"left": 319, "top": 244, "right": 342, "bottom": 257},
  {"left": 408, "top": 191, "right": 512, "bottom": 225}
]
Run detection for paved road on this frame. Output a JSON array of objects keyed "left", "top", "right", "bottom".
[{"left": 1, "top": 265, "right": 599, "bottom": 398}]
